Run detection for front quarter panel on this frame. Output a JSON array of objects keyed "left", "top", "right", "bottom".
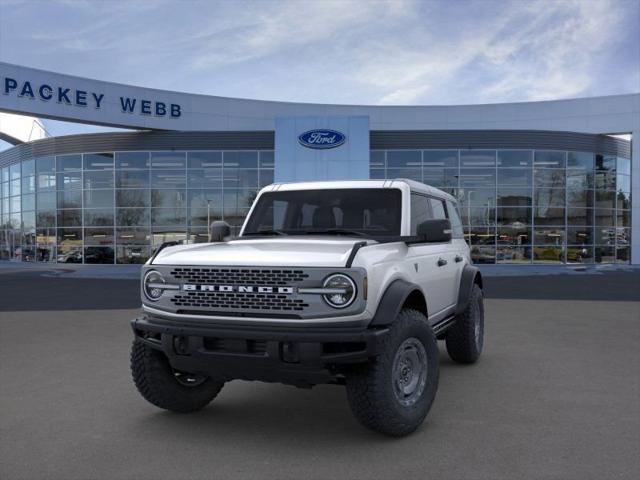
[{"left": 351, "top": 242, "right": 430, "bottom": 323}]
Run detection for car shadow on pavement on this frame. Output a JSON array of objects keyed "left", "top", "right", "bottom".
[
  {"left": 130, "top": 384, "right": 396, "bottom": 446},
  {"left": 127, "top": 352, "right": 465, "bottom": 448}
]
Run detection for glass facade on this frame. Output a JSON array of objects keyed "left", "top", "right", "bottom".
[
  {"left": 371, "top": 149, "right": 632, "bottom": 264},
  {"left": 0, "top": 151, "right": 274, "bottom": 264},
  {"left": 0, "top": 147, "right": 631, "bottom": 265}
]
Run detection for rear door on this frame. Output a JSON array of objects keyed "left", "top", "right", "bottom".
[
  {"left": 446, "top": 199, "right": 466, "bottom": 297},
  {"left": 405, "top": 193, "right": 453, "bottom": 320},
  {"left": 427, "top": 196, "right": 460, "bottom": 311}
]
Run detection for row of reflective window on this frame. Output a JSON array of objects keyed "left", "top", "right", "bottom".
[
  {"left": 1, "top": 241, "right": 629, "bottom": 265},
  {"left": 0, "top": 149, "right": 633, "bottom": 264},
  {"left": 370, "top": 150, "right": 629, "bottom": 189},
  {"left": 370, "top": 149, "right": 631, "bottom": 264},
  {"left": 5, "top": 170, "right": 271, "bottom": 192},
  {"left": 0, "top": 151, "right": 274, "bottom": 175},
  {"left": 4, "top": 190, "right": 259, "bottom": 210},
  {"left": 0, "top": 151, "right": 273, "bottom": 263},
  {"left": 0, "top": 226, "right": 631, "bottom": 264},
  {"left": 370, "top": 149, "right": 630, "bottom": 170}
]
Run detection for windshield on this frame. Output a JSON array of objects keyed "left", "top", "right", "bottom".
[{"left": 242, "top": 188, "right": 402, "bottom": 237}]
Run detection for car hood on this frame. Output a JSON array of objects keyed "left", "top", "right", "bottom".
[{"left": 151, "top": 237, "right": 371, "bottom": 267}]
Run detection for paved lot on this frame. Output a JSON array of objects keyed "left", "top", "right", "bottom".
[{"left": 1, "top": 272, "right": 639, "bottom": 480}]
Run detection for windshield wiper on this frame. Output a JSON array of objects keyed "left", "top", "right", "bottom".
[
  {"left": 305, "top": 228, "right": 369, "bottom": 237},
  {"left": 243, "top": 229, "right": 287, "bottom": 236}
]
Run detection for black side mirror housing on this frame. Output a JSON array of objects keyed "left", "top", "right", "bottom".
[
  {"left": 415, "top": 219, "right": 452, "bottom": 243},
  {"left": 210, "top": 221, "right": 231, "bottom": 242}
]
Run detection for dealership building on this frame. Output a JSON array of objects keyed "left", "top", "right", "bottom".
[{"left": 0, "top": 62, "right": 638, "bottom": 265}]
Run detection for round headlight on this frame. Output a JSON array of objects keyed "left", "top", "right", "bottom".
[
  {"left": 323, "top": 274, "right": 356, "bottom": 308},
  {"left": 143, "top": 270, "right": 165, "bottom": 301}
]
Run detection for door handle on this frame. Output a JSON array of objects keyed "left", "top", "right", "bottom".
[
  {"left": 455, "top": 255, "right": 463, "bottom": 263},
  {"left": 437, "top": 258, "right": 448, "bottom": 267}
]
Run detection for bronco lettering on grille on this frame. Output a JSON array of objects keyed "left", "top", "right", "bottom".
[{"left": 183, "top": 284, "right": 295, "bottom": 294}]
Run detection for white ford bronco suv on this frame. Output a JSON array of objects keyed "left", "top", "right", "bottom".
[{"left": 130, "top": 179, "right": 484, "bottom": 436}]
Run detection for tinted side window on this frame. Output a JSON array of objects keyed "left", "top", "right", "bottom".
[
  {"left": 410, "top": 193, "right": 431, "bottom": 234},
  {"left": 300, "top": 203, "right": 317, "bottom": 227},
  {"left": 429, "top": 198, "right": 447, "bottom": 220},
  {"left": 446, "top": 200, "right": 464, "bottom": 238}
]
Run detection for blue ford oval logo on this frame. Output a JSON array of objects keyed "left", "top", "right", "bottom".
[{"left": 298, "top": 129, "right": 346, "bottom": 149}]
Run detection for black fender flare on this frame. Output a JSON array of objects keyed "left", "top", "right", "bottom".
[
  {"left": 369, "top": 279, "right": 425, "bottom": 327},
  {"left": 455, "top": 265, "right": 483, "bottom": 316}
]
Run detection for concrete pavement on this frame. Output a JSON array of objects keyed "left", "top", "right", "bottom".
[{"left": 0, "top": 273, "right": 639, "bottom": 479}]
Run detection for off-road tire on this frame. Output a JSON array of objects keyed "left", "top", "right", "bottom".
[
  {"left": 131, "top": 340, "right": 224, "bottom": 413},
  {"left": 445, "top": 283, "right": 484, "bottom": 364},
  {"left": 345, "top": 309, "right": 439, "bottom": 436}
]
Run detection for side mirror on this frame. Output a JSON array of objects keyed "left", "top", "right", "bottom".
[
  {"left": 210, "top": 221, "right": 231, "bottom": 242},
  {"left": 416, "top": 219, "right": 452, "bottom": 243}
]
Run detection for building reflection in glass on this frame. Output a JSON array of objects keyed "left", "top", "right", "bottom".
[{"left": 0, "top": 148, "right": 632, "bottom": 265}]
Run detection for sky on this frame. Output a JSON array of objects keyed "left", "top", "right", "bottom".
[{"left": 0, "top": 0, "right": 639, "bottom": 142}]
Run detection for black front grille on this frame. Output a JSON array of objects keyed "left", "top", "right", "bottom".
[
  {"left": 203, "top": 337, "right": 267, "bottom": 356},
  {"left": 170, "top": 267, "right": 308, "bottom": 286},
  {"left": 171, "top": 292, "right": 309, "bottom": 311}
]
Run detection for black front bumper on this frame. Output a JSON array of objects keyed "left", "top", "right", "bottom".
[{"left": 131, "top": 315, "right": 389, "bottom": 387}]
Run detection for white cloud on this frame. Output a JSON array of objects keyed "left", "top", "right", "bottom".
[
  {"left": 474, "top": 0, "right": 625, "bottom": 102},
  {"left": 187, "top": 0, "right": 412, "bottom": 71},
  {"left": 379, "top": 84, "right": 431, "bottom": 104},
  {"left": 349, "top": 0, "right": 630, "bottom": 104},
  {"left": 0, "top": 0, "right": 636, "bottom": 106}
]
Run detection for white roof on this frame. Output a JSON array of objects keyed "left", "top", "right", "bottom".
[{"left": 262, "top": 179, "right": 456, "bottom": 203}]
